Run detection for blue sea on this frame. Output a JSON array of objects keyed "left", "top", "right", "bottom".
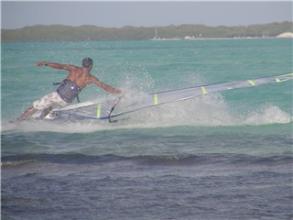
[{"left": 1, "top": 39, "right": 293, "bottom": 220}]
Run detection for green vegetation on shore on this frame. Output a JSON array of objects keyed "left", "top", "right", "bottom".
[{"left": 2, "top": 21, "right": 292, "bottom": 42}]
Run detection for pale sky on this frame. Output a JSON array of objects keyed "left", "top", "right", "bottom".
[{"left": 1, "top": 1, "right": 292, "bottom": 29}]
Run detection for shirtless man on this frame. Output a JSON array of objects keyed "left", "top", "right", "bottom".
[{"left": 18, "top": 57, "right": 121, "bottom": 121}]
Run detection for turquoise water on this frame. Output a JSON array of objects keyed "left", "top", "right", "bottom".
[{"left": 2, "top": 39, "right": 293, "bottom": 220}]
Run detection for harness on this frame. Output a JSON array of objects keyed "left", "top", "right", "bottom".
[{"left": 56, "top": 79, "right": 81, "bottom": 103}]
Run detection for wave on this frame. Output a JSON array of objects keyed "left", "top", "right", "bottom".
[
  {"left": 2, "top": 99, "right": 291, "bottom": 134},
  {"left": 244, "top": 105, "right": 292, "bottom": 125},
  {"left": 2, "top": 153, "right": 293, "bottom": 167}
]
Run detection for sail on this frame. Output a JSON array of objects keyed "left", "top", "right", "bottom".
[{"left": 53, "top": 73, "right": 293, "bottom": 121}]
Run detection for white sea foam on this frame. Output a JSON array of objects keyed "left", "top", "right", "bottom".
[
  {"left": 2, "top": 92, "right": 291, "bottom": 134},
  {"left": 243, "top": 105, "right": 292, "bottom": 125},
  {"left": 119, "top": 94, "right": 292, "bottom": 127}
]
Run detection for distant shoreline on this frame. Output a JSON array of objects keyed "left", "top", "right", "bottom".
[
  {"left": 150, "top": 36, "right": 292, "bottom": 41},
  {"left": 2, "top": 21, "right": 292, "bottom": 42}
]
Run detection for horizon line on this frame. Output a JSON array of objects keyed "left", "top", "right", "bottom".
[{"left": 2, "top": 21, "right": 292, "bottom": 31}]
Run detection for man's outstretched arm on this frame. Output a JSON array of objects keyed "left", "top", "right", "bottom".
[
  {"left": 37, "top": 61, "right": 78, "bottom": 71},
  {"left": 90, "top": 76, "right": 121, "bottom": 95}
]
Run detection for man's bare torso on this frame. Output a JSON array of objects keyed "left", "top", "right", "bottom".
[{"left": 66, "top": 67, "right": 94, "bottom": 89}]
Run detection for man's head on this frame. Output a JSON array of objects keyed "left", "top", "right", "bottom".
[{"left": 82, "top": 57, "right": 93, "bottom": 69}]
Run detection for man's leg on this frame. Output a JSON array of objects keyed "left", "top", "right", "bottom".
[
  {"left": 17, "top": 106, "right": 38, "bottom": 121},
  {"left": 17, "top": 92, "right": 67, "bottom": 121},
  {"left": 17, "top": 93, "right": 53, "bottom": 121},
  {"left": 40, "top": 106, "right": 53, "bottom": 119}
]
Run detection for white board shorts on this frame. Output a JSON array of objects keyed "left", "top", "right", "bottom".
[{"left": 33, "top": 91, "right": 67, "bottom": 110}]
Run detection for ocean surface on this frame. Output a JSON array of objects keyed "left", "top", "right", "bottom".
[{"left": 1, "top": 39, "right": 293, "bottom": 220}]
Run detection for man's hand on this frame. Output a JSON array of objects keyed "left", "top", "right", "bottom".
[
  {"left": 113, "top": 88, "right": 122, "bottom": 95},
  {"left": 36, "top": 61, "right": 49, "bottom": 67}
]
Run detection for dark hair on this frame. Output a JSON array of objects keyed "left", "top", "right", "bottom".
[{"left": 82, "top": 57, "right": 93, "bottom": 68}]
